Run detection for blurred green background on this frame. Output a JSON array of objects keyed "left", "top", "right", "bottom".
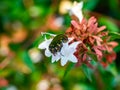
[{"left": 0, "top": 0, "right": 120, "bottom": 90}]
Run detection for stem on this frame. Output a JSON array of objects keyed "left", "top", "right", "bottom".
[{"left": 94, "top": 68, "right": 105, "bottom": 90}]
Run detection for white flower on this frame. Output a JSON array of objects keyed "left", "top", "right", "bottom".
[
  {"left": 38, "top": 38, "right": 61, "bottom": 62},
  {"left": 38, "top": 36, "right": 81, "bottom": 66},
  {"left": 60, "top": 38, "right": 81, "bottom": 66},
  {"left": 37, "top": 80, "right": 50, "bottom": 90},
  {"left": 69, "top": 1, "right": 83, "bottom": 22}
]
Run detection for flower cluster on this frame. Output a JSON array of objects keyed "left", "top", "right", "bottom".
[
  {"left": 66, "top": 17, "right": 118, "bottom": 68},
  {"left": 38, "top": 1, "right": 118, "bottom": 67},
  {"left": 38, "top": 33, "right": 81, "bottom": 66}
]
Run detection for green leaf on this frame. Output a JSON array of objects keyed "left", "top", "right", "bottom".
[
  {"left": 14, "top": 72, "right": 25, "bottom": 84},
  {"left": 9, "top": 43, "right": 21, "bottom": 51},
  {"left": 114, "top": 44, "right": 120, "bottom": 53},
  {"left": 105, "top": 63, "right": 118, "bottom": 77},
  {"left": 63, "top": 63, "right": 75, "bottom": 78},
  {"left": 109, "top": 32, "right": 120, "bottom": 40},
  {"left": 87, "top": 51, "right": 98, "bottom": 61},
  {"left": 33, "top": 34, "right": 44, "bottom": 48},
  {"left": 83, "top": 0, "right": 99, "bottom": 11},
  {"left": 98, "top": 17, "right": 119, "bottom": 32},
  {"left": 112, "top": 75, "right": 120, "bottom": 87},
  {"left": 81, "top": 64, "right": 93, "bottom": 81},
  {"left": 109, "top": 0, "right": 120, "bottom": 19},
  {"left": 21, "top": 51, "right": 35, "bottom": 72},
  {"left": 33, "top": 32, "right": 54, "bottom": 47}
]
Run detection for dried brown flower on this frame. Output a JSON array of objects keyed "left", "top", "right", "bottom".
[{"left": 66, "top": 16, "right": 118, "bottom": 68}]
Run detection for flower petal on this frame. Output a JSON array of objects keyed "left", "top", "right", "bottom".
[
  {"left": 61, "top": 57, "right": 68, "bottom": 66},
  {"left": 38, "top": 39, "right": 52, "bottom": 49},
  {"left": 55, "top": 53, "right": 61, "bottom": 62},
  {"left": 45, "top": 49, "right": 51, "bottom": 57},
  {"left": 69, "top": 41, "right": 81, "bottom": 49},
  {"left": 108, "top": 41, "right": 118, "bottom": 48},
  {"left": 69, "top": 55, "right": 78, "bottom": 63},
  {"left": 68, "top": 37, "right": 74, "bottom": 42},
  {"left": 60, "top": 43, "right": 69, "bottom": 55},
  {"left": 71, "top": 20, "right": 80, "bottom": 29},
  {"left": 70, "top": 1, "right": 83, "bottom": 22},
  {"left": 51, "top": 54, "right": 60, "bottom": 63}
]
